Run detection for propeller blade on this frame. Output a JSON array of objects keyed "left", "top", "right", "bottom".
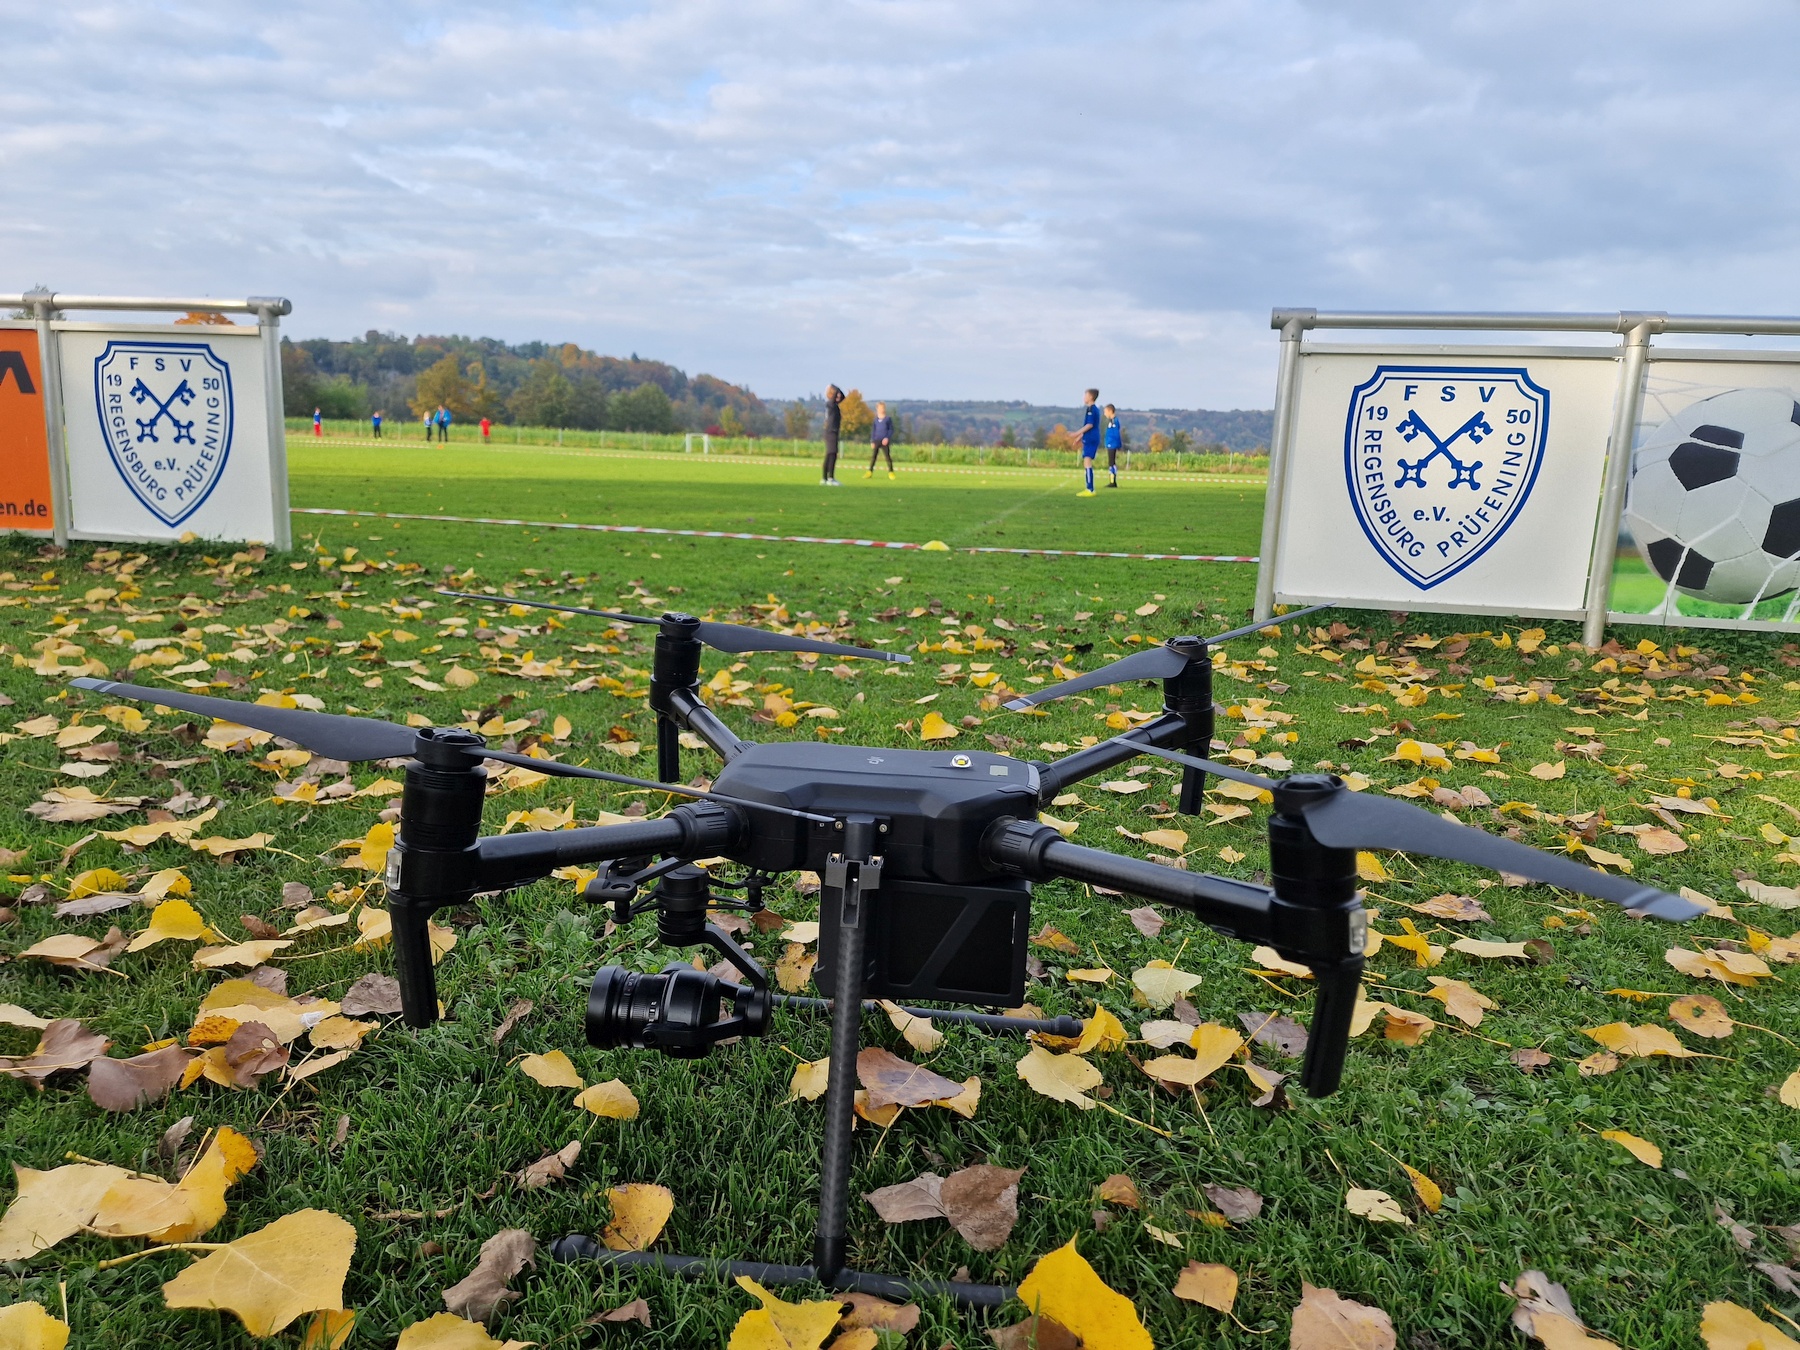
[
  {"left": 1297, "top": 789, "right": 1705, "bottom": 920},
  {"left": 436, "top": 590, "right": 909, "bottom": 663},
  {"left": 70, "top": 678, "right": 418, "bottom": 763},
  {"left": 479, "top": 749, "right": 835, "bottom": 824},
  {"left": 1128, "top": 741, "right": 1278, "bottom": 790},
  {"left": 1004, "top": 602, "right": 1334, "bottom": 711}
]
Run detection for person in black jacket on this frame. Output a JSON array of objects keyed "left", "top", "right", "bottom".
[
  {"left": 866, "top": 402, "right": 895, "bottom": 479},
  {"left": 821, "top": 385, "right": 844, "bottom": 486}
]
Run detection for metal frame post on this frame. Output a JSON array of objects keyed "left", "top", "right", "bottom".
[
  {"left": 1582, "top": 314, "right": 1662, "bottom": 648},
  {"left": 251, "top": 297, "right": 294, "bottom": 549},
  {"left": 24, "top": 289, "right": 72, "bottom": 548},
  {"left": 1254, "top": 309, "right": 1313, "bottom": 620}
]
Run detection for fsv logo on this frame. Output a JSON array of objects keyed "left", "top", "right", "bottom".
[
  {"left": 1342, "top": 366, "right": 1549, "bottom": 589},
  {"left": 93, "top": 341, "right": 234, "bottom": 527}
]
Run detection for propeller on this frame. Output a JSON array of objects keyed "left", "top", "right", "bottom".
[
  {"left": 1003, "top": 602, "right": 1333, "bottom": 710},
  {"left": 436, "top": 590, "right": 912, "bottom": 664},
  {"left": 67, "top": 678, "right": 833, "bottom": 825},
  {"left": 1126, "top": 741, "right": 1706, "bottom": 922}
]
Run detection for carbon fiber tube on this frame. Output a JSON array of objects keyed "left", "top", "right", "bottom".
[
  {"left": 475, "top": 804, "right": 741, "bottom": 891},
  {"left": 774, "top": 995, "right": 1081, "bottom": 1039},
  {"left": 1300, "top": 962, "right": 1364, "bottom": 1096},
  {"left": 390, "top": 899, "right": 440, "bottom": 1028}
]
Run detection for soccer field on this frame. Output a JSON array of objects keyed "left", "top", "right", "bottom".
[{"left": 286, "top": 437, "right": 1269, "bottom": 558}]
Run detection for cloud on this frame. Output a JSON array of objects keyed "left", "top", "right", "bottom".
[{"left": 5, "top": 1, "right": 1800, "bottom": 406}]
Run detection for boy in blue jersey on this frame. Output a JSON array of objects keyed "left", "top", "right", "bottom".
[
  {"left": 1076, "top": 388, "right": 1100, "bottom": 496},
  {"left": 1103, "top": 403, "right": 1122, "bottom": 487}
]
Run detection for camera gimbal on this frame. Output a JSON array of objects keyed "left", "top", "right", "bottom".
[{"left": 71, "top": 597, "right": 1701, "bottom": 1306}]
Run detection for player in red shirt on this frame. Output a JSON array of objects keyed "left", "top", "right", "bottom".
[{"left": 480, "top": 417, "right": 492, "bottom": 442}]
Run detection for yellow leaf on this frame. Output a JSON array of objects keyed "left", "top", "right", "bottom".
[
  {"left": 161, "top": 1209, "right": 356, "bottom": 1337},
  {"left": 127, "top": 899, "right": 220, "bottom": 952},
  {"left": 788, "top": 1057, "right": 830, "bottom": 1102},
  {"left": 1103, "top": 779, "right": 1150, "bottom": 795},
  {"left": 1015, "top": 1237, "right": 1152, "bottom": 1350},
  {"left": 1355, "top": 851, "right": 1391, "bottom": 883},
  {"left": 1380, "top": 1006, "right": 1434, "bottom": 1046},
  {"left": 1425, "top": 976, "right": 1495, "bottom": 1027},
  {"left": 1172, "top": 1260, "right": 1238, "bottom": 1314},
  {"left": 1075, "top": 1005, "right": 1127, "bottom": 1054},
  {"left": 1666, "top": 947, "right": 1772, "bottom": 986},
  {"left": 1345, "top": 1187, "right": 1412, "bottom": 1225},
  {"left": 518, "top": 1050, "right": 584, "bottom": 1090},
  {"left": 1140, "top": 828, "right": 1188, "bottom": 852},
  {"left": 878, "top": 999, "right": 945, "bottom": 1054},
  {"left": 726, "top": 1276, "right": 845, "bottom": 1350},
  {"left": 1577, "top": 843, "right": 1632, "bottom": 872},
  {"left": 0, "top": 1302, "right": 69, "bottom": 1350},
  {"left": 308, "top": 1017, "right": 373, "bottom": 1051},
  {"left": 138, "top": 868, "right": 191, "bottom": 900},
  {"left": 92, "top": 1126, "right": 258, "bottom": 1242},
  {"left": 394, "top": 1314, "right": 504, "bottom": 1349},
  {"left": 600, "top": 1183, "right": 673, "bottom": 1252},
  {"left": 0, "top": 1163, "right": 132, "bottom": 1260},
  {"left": 1252, "top": 946, "right": 1314, "bottom": 978},
  {"left": 1212, "top": 778, "right": 1268, "bottom": 802},
  {"left": 1066, "top": 967, "right": 1114, "bottom": 985},
  {"left": 67, "top": 866, "right": 129, "bottom": 898},
  {"left": 574, "top": 1080, "right": 640, "bottom": 1119},
  {"left": 1037, "top": 812, "right": 1078, "bottom": 838},
  {"left": 193, "top": 940, "right": 293, "bottom": 969},
  {"left": 1529, "top": 761, "right": 1567, "bottom": 780},
  {"left": 1291, "top": 1282, "right": 1396, "bottom": 1350},
  {"left": 1779, "top": 1069, "right": 1800, "bottom": 1108},
  {"left": 350, "top": 907, "right": 392, "bottom": 951},
  {"left": 1130, "top": 962, "right": 1203, "bottom": 1008},
  {"left": 918, "top": 711, "right": 958, "bottom": 741},
  {"left": 1668, "top": 995, "right": 1733, "bottom": 1039},
  {"left": 444, "top": 665, "right": 480, "bottom": 690},
  {"left": 501, "top": 803, "right": 576, "bottom": 832},
  {"left": 343, "top": 821, "right": 395, "bottom": 872},
  {"left": 1599, "top": 1129, "right": 1662, "bottom": 1168},
  {"left": 299, "top": 1309, "right": 357, "bottom": 1350},
  {"left": 1582, "top": 1023, "right": 1699, "bottom": 1059},
  {"left": 1699, "top": 1302, "right": 1800, "bottom": 1350},
  {"left": 1450, "top": 937, "right": 1532, "bottom": 960},
  {"left": 1016, "top": 1046, "right": 1103, "bottom": 1109},
  {"left": 1400, "top": 1164, "right": 1442, "bottom": 1213},
  {"left": 1381, "top": 922, "right": 1445, "bottom": 969}
]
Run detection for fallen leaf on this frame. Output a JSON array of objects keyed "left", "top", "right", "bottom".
[
  {"left": 1781, "top": 1069, "right": 1800, "bottom": 1108},
  {"left": 1414, "top": 892, "right": 1492, "bottom": 922},
  {"left": 1668, "top": 994, "right": 1734, "bottom": 1039},
  {"left": 0, "top": 1162, "right": 131, "bottom": 1260},
  {"left": 987, "top": 1316, "right": 1081, "bottom": 1350},
  {"left": 878, "top": 1000, "right": 944, "bottom": 1054},
  {"left": 1015, "top": 1238, "right": 1152, "bottom": 1350},
  {"left": 1016, "top": 1046, "right": 1103, "bottom": 1109},
  {"left": 1140, "top": 828, "right": 1188, "bottom": 852},
  {"left": 518, "top": 1050, "right": 584, "bottom": 1090},
  {"left": 1094, "top": 1174, "right": 1140, "bottom": 1209},
  {"left": 492, "top": 999, "right": 533, "bottom": 1047},
  {"left": 1346, "top": 1188, "right": 1411, "bottom": 1225},
  {"left": 837, "top": 1293, "right": 920, "bottom": 1334},
  {"left": 1582, "top": 1023, "right": 1698, "bottom": 1059},
  {"left": 395, "top": 1313, "right": 506, "bottom": 1348},
  {"left": 601, "top": 1183, "right": 672, "bottom": 1252},
  {"left": 1699, "top": 1301, "right": 1800, "bottom": 1350},
  {"left": 88, "top": 1044, "right": 195, "bottom": 1112},
  {"left": 1529, "top": 761, "right": 1567, "bottom": 781},
  {"left": 193, "top": 940, "right": 293, "bottom": 969},
  {"left": 1131, "top": 961, "right": 1203, "bottom": 1008},
  {"left": 1578, "top": 1051, "right": 1621, "bottom": 1077},
  {"left": 1511, "top": 1048, "right": 1553, "bottom": 1074},
  {"left": 0, "top": 1004, "right": 51, "bottom": 1031},
  {"left": 1450, "top": 937, "right": 1532, "bottom": 960},
  {"left": 1425, "top": 976, "right": 1496, "bottom": 1028},
  {"left": 0, "top": 1302, "right": 69, "bottom": 1350},
  {"left": 1240, "top": 1011, "right": 1308, "bottom": 1057},
  {"left": 788, "top": 1057, "right": 830, "bottom": 1102},
  {"left": 0, "top": 1019, "right": 110, "bottom": 1084},
  {"left": 1291, "top": 1282, "right": 1397, "bottom": 1350},
  {"left": 776, "top": 942, "right": 818, "bottom": 993},
  {"left": 20, "top": 928, "right": 128, "bottom": 973},
  {"left": 1400, "top": 1164, "right": 1442, "bottom": 1213},
  {"left": 727, "top": 1275, "right": 845, "bottom": 1350},
  {"left": 442, "top": 1228, "right": 536, "bottom": 1322},
  {"left": 940, "top": 1164, "right": 1025, "bottom": 1252},
  {"left": 299, "top": 1310, "right": 357, "bottom": 1350},
  {"left": 340, "top": 973, "right": 403, "bottom": 1017},
  {"left": 1125, "top": 906, "right": 1164, "bottom": 938},
  {"left": 1666, "top": 947, "right": 1772, "bottom": 987},
  {"left": 591, "top": 1297, "right": 652, "bottom": 1328},
  {"left": 1173, "top": 1261, "right": 1237, "bottom": 1314},
  {"left": 574, "top": 1080, "right": 640, "bottom": 1119},
  {"left": 92, "top": 1126, "right": 259, "bottom": 1241},
  {"left": 1204, "top": 1184, "right": 1264, "bottom": 1222},
  {"left": 865, "top": 1174, "right": 946, "bottom": 1224},
  {"left": 1599, "top": 1129, "right": 1662, "bottom": 1168},
  {"left": 857, "top": 1047, "right": 964, "bottom": 1110},
  {"left": 162, "top": 1209, "right": 355, "bottom": 1336},
  {"left": 919, "top": 711, "right": 958, "bottom": 741}
]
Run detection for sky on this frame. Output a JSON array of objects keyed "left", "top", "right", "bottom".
[{"left": 6, "top": 1, "right": 1800, "bottom": 408}]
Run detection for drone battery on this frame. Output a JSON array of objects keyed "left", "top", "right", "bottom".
[{"left": 818, "top": 875, "right": 1030, "bottom": 1009}]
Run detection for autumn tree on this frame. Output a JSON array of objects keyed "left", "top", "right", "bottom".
[
  {"left": 411, "top": 353, "right": 474, "bottom": 419},
  {"left": 784, "top": 400, "right": 812, "bottom": 439},
  {"left": 839, "top": 389, "right": 874, "bottom": 439}
]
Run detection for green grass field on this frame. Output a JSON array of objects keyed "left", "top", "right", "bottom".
[{"left": 2, "top": 444, "right": 1798, "bottom": 1348}]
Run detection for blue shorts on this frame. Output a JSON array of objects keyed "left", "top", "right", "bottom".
[{"left": 1081, "top": 447, "right": 1097, "bottom": 460}]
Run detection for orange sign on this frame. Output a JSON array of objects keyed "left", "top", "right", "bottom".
[{"left": 0, "top": 329, "right": 54, "bottom": 532}]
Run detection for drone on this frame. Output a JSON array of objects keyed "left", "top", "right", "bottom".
[{"left": 70, "top": 592, "right": 1702, "bottom": 1307}]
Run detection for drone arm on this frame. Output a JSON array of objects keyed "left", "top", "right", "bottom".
[
  {"left": 1033, "top": 715, "right": 1190, "bottom": 800},
  {"left": 664, "top": 685, "right": 751, "bottom": 763},
  {"left": 983, "top": 818, "right": 1274, "bottom": 942},
  {"left": 473, "top": 802, "right": 745, "bottom": 892}
]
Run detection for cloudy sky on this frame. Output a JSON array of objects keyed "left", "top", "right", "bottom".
[{"left": 5, "top": 1, "right": 1800, "bottom": 407}]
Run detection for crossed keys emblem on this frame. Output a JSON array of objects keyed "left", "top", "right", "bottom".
[
  {"left": 1393, "top": 409, "right": 1491, "bottom": 490},
  {"left": 131, "top": 378, "right": 197, "bottom": 445}
]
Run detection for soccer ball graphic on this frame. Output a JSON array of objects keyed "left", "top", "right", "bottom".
[{"left": 1624, "top": 388, "right": 1800, "bottom": 605}]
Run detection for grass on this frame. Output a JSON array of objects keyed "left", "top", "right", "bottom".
[
  {"left": 1, "top": 445, "right": 1798, "bottom": 1348},
  {"left": 1610, "top": 553, "right": 1800, "bottom": 625}
]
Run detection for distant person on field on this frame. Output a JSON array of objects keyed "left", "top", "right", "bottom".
[
  {"left": 480, "top": 415, "right": 492, "bottom": 442},
  {"left": 1076, "top": 388, "right": 1100, "bottom": 496},
  {"left": 422, "top": 409, "right": 432, "bottom": 440},
  {"left": 1103, "top": 403, "right": 1122, "bottom": 488},
  {"left": 312, "top": 407, "right": 322, "bottom": 437},
  {"left": 821, "top": 385, "right": 844, "bottom": 486},
  {"left": 438, "top": 405, "right": 453, "bottom": 442},
  {"left": 867, "top": 401, "right": 895, "bottom": 479},
  {"left": 372, "top": 409, "right": 383, "bottom": 439}
]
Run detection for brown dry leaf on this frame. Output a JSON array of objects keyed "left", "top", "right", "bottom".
[
  {"left": 518, "top": 1050, "right": 584, "bottom": 1090},
  {"left": 518, "top": 1142, "right": 580, "bottom": 1190},
  {"left": 987, "top": 1316, "right": 1081, "bottom": 1350},
  {"left": 600, "top": 1183, "right": 672, "bottom": 1252},
  {"left": 1414, "top": 892, "right": 1492, "bottom": 922},
  {"left": 492, "top": 999, "right": 533, "bottom": 1047},
  {"left": 1578, "top": 1051, "right": 1621, "bottom": 1077},
  {"left": 837, "top": 1293, "right": 920, "bottom": 1334},
  {"left": 856, "top": 1047, "right": 963, "bottom": 1110},
  {"left": 0, "top": 1019, "right": 110, "bottom": 1084},
  {"left": 1125, "top": 906, "right": 1164, "bottom": 938},
  {"left": 1346, "top": 1187, "right": 1411, "bottom": 1225},
  {"left": 340, "top": 973, "right": 403, "bottom": 1017},
  {"left": 1173, "top": 1260, "right": 1238, "bottom": 1314},
  {"left": 940, "top": 1164, "right": 1024, "bottom": 1252},
  {"left": 591, "top": 1297, "right": 652, "bottom": 1328},
  {"left": 1015, "top": 1237, "right": 1152, "bottom": 1350},
  {"left": 1240, "top": 1011, "right": 1308, "bottom": 1057},
  {"left": 574, "top": 1079, "right": 640, "bottom": 1120},
  {"left": 1426, "top": 976, "right": 1496, "bottom": 1028},
  {"left": 219, "top": 1022, "right": 290, "bottom": 1086},
  {"left": 1599, "top": 1129, "right": 1662, "bottom": 1168},
  {"left": 865, "top": 1174, "right": 945, "bottom": 1223},
  {"left": 88, "top": 1044, "right": 195, "bottom": 1112},
  {"left": 1016, "top": 1045, "right": 1103, "bottom": 1109},
  {"left": 1582, "top": 1023, "right": 1698, "bottom": 1059},
  {"left": 1699, "top": 1301, "right": 1800, "bottom": 1350},
  {"left": 1291, "top": 1282, "right": 1397, "bottom": 1350},
  {"left": 1205, "top": 1183, "right": 1264, "bottom": 1222},
  {"left": 1511, "top": 1048, "right": 1553, "bottom": 1073},
  {"left": 162, "top": 1209, "right": 356, "bottom": 1336},
  {"left": 20, "top": 928, "right": 128, "bottom": 973},
  {"left": 726, "top": 1275, "right": 847, "bottom": 1350},
  {"left": 442, "top": 1228, "right": 536, "bottom": 1322},
  {"left": 1094, "top": 1174, "right": 1141, "bottom": 1209},
  {"left": 0, "top": 1162, "right": 132, "bottom": 1260},
  {"left": 1668, "top": 994, "right": 1734, "bottom": 1039}
]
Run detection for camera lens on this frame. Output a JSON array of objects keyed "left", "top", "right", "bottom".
[{"left": 586, "top": 963, "right": 723, "bottom": 1059}]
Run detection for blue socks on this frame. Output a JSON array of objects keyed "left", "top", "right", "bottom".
[{"left": 1085, "top": 462, "right": 1094, "bottom": 491}]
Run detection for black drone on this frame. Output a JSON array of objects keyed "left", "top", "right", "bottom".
[{"left": 71, "top": 594, "right": 1702, "bottom": 1306}]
